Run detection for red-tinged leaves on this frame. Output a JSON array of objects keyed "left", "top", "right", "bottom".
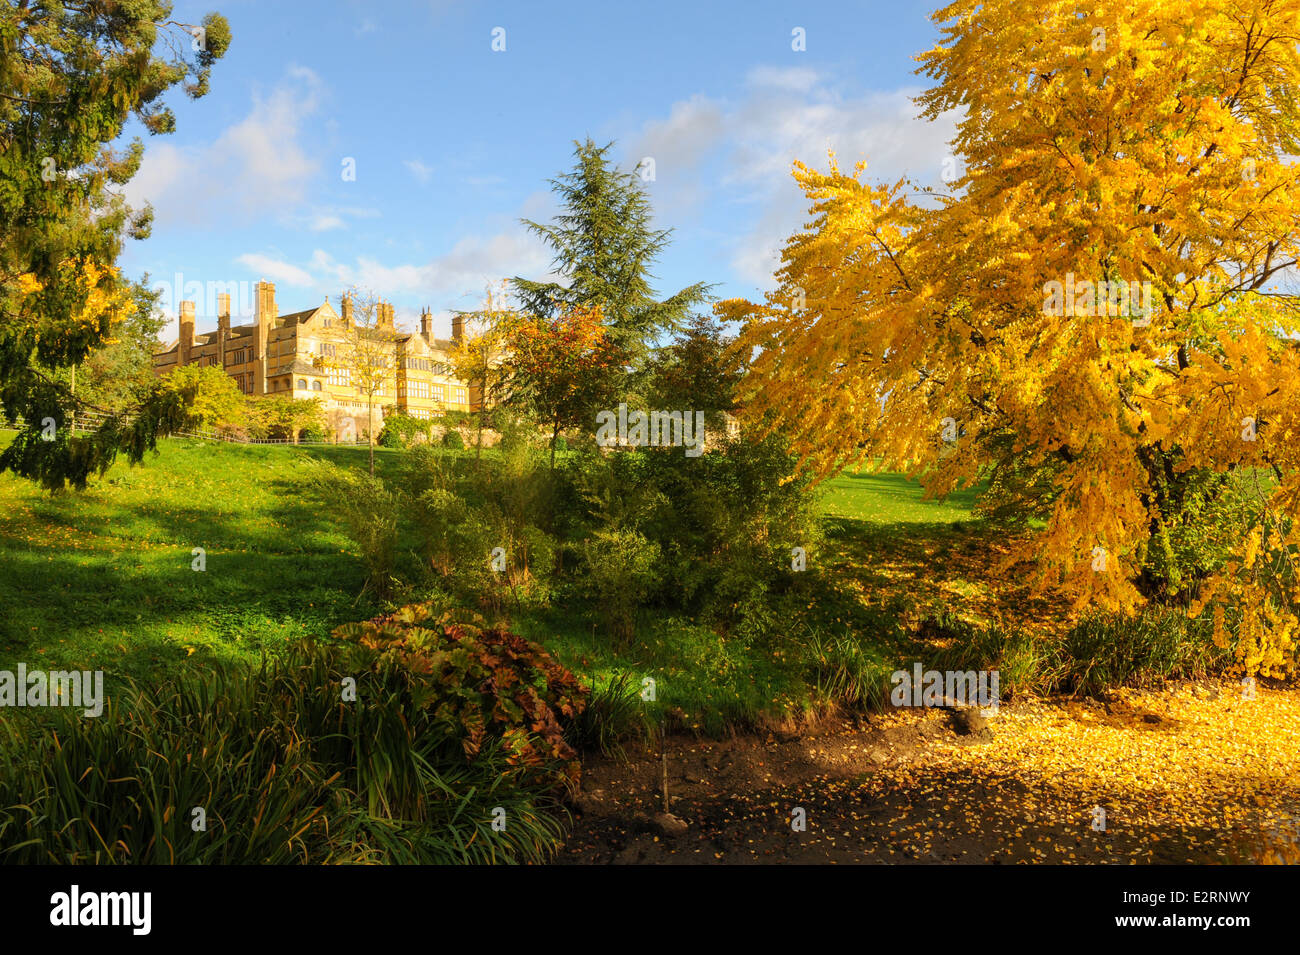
[{"left": 332, "top": 602, "right": 588, "bottom": 781}]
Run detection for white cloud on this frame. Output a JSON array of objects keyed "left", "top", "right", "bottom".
[
  {"left": 308, "top": 214, "right": 345, "bottom": 232},
  {"left": 235, "top": 253, "right": 315, "bottom": 287},
  {"left": 745, "top": 66, "right": 821, "bottom": 93},
  {"left": 231, "top": 225, "right": 555, "bottom": 316},
  {"left": 631, "top": 95, "right": 727, "bottom": 173},
  {"left": 293, "top": 205, "right": 380, "bottom": 233},
  {"left": 628, "top": 69, "right": 961, "bottom": 288},
  {"left": 404, "top": 159, "right": 434, "bottom": 184},
  {"left": 125, "top": 66, "right": 324, "bottom": 229}
]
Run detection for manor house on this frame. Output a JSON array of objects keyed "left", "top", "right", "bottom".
[{"left": 152, "top": 281, "right": 476, "bottom": 434}]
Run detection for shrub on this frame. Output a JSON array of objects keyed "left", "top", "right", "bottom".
[
  {"left": 157, "top": 364, "right": 248, "bottom": 433},
  {"left": 919, "top": 614, "right": 1051, "bottom": 699},
  {"left": 304, "top": 462, "right": 401, "bottom": 599},
  {"left": 565, "top": 670, "right": 648, "bottom": 759},
  {"left": 802, "top": 630, "right": 893, "bottom": 712},
  {"left": 332, "top": 603, "right": 589, "bottom": 782},
  {"left": 400, "top": 439, "right": 560, "bottom": 609},
  {"left": 379, "top": 411, "right": 430, "bottom": 449},
  {"left": 249, "top": 395, "right": 325, "bottom": 442},
  {"left": 0, "top": 638, "right": 569, "bottom": 864},
  {"left": 1055, "top": 609, "right": 1228, "bottom": 696},
  {"left": 581, "top": 528, "right": 661, "bottom": 642},
  {"left": 442, "top": 428, "right": 465, "bottom": 449},
  {"left": 565, "top": 431, "right": 823, "bottom": 626}
]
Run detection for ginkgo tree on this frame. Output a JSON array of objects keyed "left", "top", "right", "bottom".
[{"left": 720, "top": 0, "right": 1300, "bottom": 676}]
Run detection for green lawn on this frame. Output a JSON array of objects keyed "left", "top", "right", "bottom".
[
  {"left": 820, "top": 468, "right": 981, "bottom": 524},
  {"left": 0, "top": 434, "right": 979, "bottom": 727},
  {"left": 0, "top": 433, "right": 402, "bottom": 678}
]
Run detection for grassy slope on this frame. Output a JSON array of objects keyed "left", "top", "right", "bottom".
[
  {"left": 0, "top": 433, "right": 972, "bottom": 727},
  {"left": 820, "top": 468, "right": 979, "bottom": 525},
  {"left": 0, "top": 433, "right": 402, "bottom": 678}
]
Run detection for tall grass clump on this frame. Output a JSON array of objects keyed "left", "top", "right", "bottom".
[
  {"left": 565, "top": 670, "right": 651, "bottom": 759},
  {"left": 0, "top": 619, "right": 580, "bottom": 865},
  {"left": 801, "top": 629, "right": 893, "bottom": 713},
  {"left": 1054, "top": 608, "right": 1229, "bottom": 696}
]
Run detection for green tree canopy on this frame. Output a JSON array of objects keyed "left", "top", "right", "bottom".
[
  {"left": 512, "top": 138, "right": 711, "bottom": 364},
  {"left": 0, "top": 1, "right": 231, "bottom": 489}
]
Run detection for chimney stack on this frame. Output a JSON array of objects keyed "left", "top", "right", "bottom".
[
  {"left": 179, "top": 301, "right": 195, "bottom": 365},
  {"left": 420, "top": 307, "right": 432, "bottom": 341},
  {"left": 340, "top": 292, "right": 353, "bottom": 328},
  {"left": 217, "top": 293, "right": 231, "bottom": 369},
  {"left": 255, "top": 280, "right": 276, "bottom": 394},
  {"left": 451, "top": 311, "right": 465, "bottom": 343}
]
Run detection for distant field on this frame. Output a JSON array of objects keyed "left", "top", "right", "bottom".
[{"left": 819, "top": 469, "right": 981, "bottom": 525}]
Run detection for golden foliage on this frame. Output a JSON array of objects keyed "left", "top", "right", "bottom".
[{"left": 723, "top": 0, "right": 1300, "bottom": 675}]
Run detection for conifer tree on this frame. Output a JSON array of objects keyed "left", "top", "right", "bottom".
[
  {"left": 0, "top": 2, "right": 231, "bottom": 489},
  {"left": 512, "top": 138, "right": 711, "bottom": 364}
]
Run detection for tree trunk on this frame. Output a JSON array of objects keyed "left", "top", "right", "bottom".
[
  {"left": 550, "top": 419, "right": 560, "bottom": 470},
  {"left": 476, "top": 374, "right": 485, "bottom": 465},
  {"left": 367, "top": 397, "right": 375, "bottom": 476},
  {"left": 476, "top": 405, "right": 485, "bottom": 463}
]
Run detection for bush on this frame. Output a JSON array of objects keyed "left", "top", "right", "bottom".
[
  {"left": 1127, "top": 467, "right": 1263, "bottom": 602},
  {"left": 157, "top": 364, "right": 248, "bottom": 433},
  {"left": 913, "top": 608, "right": 1234, "bottom": 699},
  {"left": 918, "top": 613, "right": 1052, "bottom": 700},
  {"left": 249, "top": 394, "right": 325, "bottom": 442},
  {"left": 564, "top": 671, "right": 648, "bottom": 759},
  {"left": 802, "top": 630, "right": 893, "bottom": 713},
  {"left": 378, "top": 411, "right": 430, "bottom": 449},
  {"left": 581, "top": 528, "right": 660, "bottom": 642},
  {"left": 332, "top": 602, "right": 589, "bottom": 780},
  {"left": 400, "top": 440, "right": 559, "bottom": 610},
  {"left": 304, "top": 462, "right": 401, "bottom": 599},
  {"left": 442, "top": 428, "right": 465, "bottom": 449},
  {"left": 330, "top": 424, "right": 825, "bottom": 662},
  {"left": 563, "top": 431, "right": 822, "bottom": 625},
  {"left": 0, "top": 637, "right": 569, "bottom": 864},
  {"left": 1055, "top": 609, "right": 1228, "bottom": 696}
]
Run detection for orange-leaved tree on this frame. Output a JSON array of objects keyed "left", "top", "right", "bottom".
[
  {"left": 719, "top": 0, "right": 1300, "bottom": 676},
  {"left": 504, "top": 304, "right": 626, "bottom": 468}
]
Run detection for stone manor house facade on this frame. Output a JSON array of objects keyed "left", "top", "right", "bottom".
[{"left": 152, "top": 281, "right": 476, "bottom": 437}]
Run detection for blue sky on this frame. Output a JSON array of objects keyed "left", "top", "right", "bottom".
[{"left": 124, "top": 0, "right": 958, "bottom": 340}]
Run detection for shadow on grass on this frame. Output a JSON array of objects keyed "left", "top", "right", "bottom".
[{"left": 0, "top": 485, "right": 376, "bottom": 680}]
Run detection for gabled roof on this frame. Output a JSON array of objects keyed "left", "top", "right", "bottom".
[
  {"left": 278, "top": 308, "right": 316, "bottom": 327},
  {"left": 278, "top": 359, "right": 326, "bottom": 377},
  {"left": 399, "top": 332, "right": 459, "bottom": 352}
]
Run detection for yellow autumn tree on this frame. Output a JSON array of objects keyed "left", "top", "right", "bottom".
[
  {"left": 313, "top": 288, "right": 400, "bottom": 476},
  {"left": 449, "top": 282, "right": 516, "bottom": 460},
  {"left": 720, "top": 0, "right": 1300, "bottom": 675}
]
